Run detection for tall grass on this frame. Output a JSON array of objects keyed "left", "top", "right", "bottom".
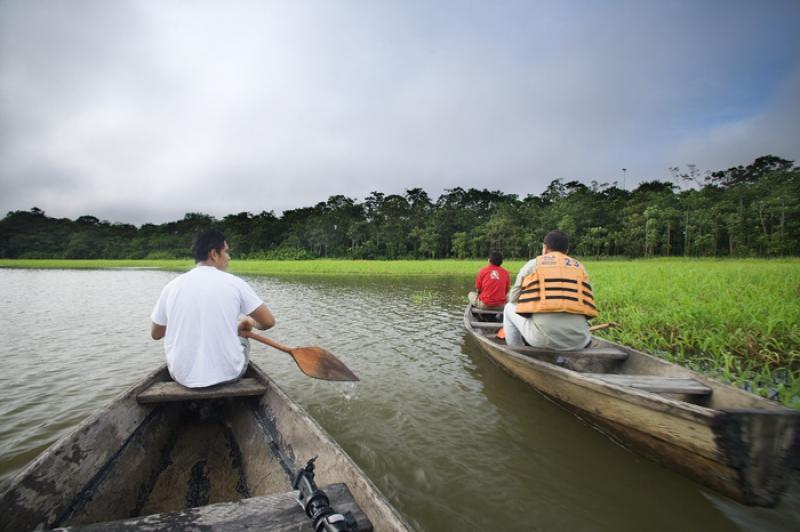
[
  {"left": 230, "top": 259, "right": 519, "bottom": 276},
  {"left": 0, "top": 258, "right": 496, "bottom": 275},
  {"left": 588, "top": 259, "right": 800, "bottom": 407},
  {"left": 0, "top": 259, "right": 194, "bottom": 271},
  {"left": 2, "top": 257, "right": 798, "bottom": 406}
]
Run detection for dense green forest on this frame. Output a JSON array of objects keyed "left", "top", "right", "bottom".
[{"left": 1, "top": 155, "right": 798, "bottom": 260}]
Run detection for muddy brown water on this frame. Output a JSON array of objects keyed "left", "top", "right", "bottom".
[{"left": 0, "top": 269, "right": 798, "bottom": 531}]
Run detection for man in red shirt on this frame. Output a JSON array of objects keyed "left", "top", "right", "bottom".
[{"left": 468, "top": 251, "right": 510, "bottom": 309}]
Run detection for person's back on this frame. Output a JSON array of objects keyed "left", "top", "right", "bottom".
[
  {"left": 151, "top": 230, "right": 275, "bottom": 388},
  {"left": 503, "top": 231, "right": 593, "bottom": 350},
  {"left": 153, "top": 266, "right": 261, "bottom": 386},
  {"left": 469, "top": 251, "right": 510, "bottom": 309}
]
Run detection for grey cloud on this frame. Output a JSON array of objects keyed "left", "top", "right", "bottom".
[
  {"left": 1, "top": 0, "right": 799, "bottom": 224},
  {"left": 670, "top": 69, "right": 800, "bottom": 175}
]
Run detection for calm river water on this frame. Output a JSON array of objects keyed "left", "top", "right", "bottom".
[{"left": 0, "top": 269, "right": 798, "bottom": 531}]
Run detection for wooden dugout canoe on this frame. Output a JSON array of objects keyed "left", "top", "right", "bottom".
[
  {"left": 464, "top": 305, "right": 800, "bottom": 507},
  {"left": 0, "top": 363, "right": 412, "bottom": 531}
]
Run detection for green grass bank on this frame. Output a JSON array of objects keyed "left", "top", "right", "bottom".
[
  {"left": 2, "top": 257, "right": 799, "bottom": 407},
  {"left": 0, "top": 258, "right": 517, "bottom": 275}
]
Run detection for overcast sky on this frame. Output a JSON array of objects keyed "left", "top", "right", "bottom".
[{"left": 1, "top": 0, "right": 798, "bottom": 225}]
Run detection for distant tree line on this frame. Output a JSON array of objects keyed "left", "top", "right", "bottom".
[{"left": 1, "top": 155, "right": 798, "bottom": 260}]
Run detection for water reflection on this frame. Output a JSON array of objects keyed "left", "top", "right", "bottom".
[
  {"left": 460, "top": 335, "right": 738, "bottom": 530},
  {"left": 0, "top": 269, "right": 797, "bottom": 531}
]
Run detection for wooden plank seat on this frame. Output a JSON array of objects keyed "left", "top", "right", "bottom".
[
  {"left": 469, "top": 321, "right": 503, "bottom": 330},
  {"left": 589, "top": 374, "right": 712, "bottom": 395},
  {"left": 513, "top": 345, "right": 629, "bottom": 360},
  {"left": 137, "top": 378, "right": 267, "bottom": 404},
  {"left": 511, "top": 345, "right": 629, "bottom": 373},
  {"left": 62, "top": 483, "right": 371, "bottom": 531},
  {"left": 470, "top": 308, "right": 504, "bottom": 315}
]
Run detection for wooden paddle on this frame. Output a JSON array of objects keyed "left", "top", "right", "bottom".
[
  {"left": 242, "top": 331, "right": 359, "bottom": 382},
  {"left": 589, "top": 322, "right": 620, "bottom": 332}
]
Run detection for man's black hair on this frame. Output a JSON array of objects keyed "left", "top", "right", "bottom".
[
  {"left": 192, "top": 229, "right": 227, "bottom": 262},
  {"left": 489, "top": 251, "right": 503, "bottom": 266},
  {"left": 544, "top": 230, "right": 569, "bottom": 253}
]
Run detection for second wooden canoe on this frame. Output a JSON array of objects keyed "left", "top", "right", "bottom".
[{"left": 464, "top": 304, "right": 800, "bottom": 507}]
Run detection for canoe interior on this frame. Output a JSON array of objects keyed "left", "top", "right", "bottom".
[
  {"left": 0, "top": 364, "right": 409, "bottom": 531},
  {"left": 53, "top": 367, "right": 302, "bottom": 527},
  {"left": 467, "top": 306, "right": 786, "bottom": 411},
  {"left": 63, "top": 397, "right": 290, "bottom": 525}
]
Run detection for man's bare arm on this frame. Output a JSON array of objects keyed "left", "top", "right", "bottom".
[
  {"left": 250, "top": 304, "right": 275, "bottom": 329},
  {"left": 238, "top": 304, "right": 276, "bottom": 334},
  {"left": 151, "top": 322, "right": 166, "bottom": 340}
]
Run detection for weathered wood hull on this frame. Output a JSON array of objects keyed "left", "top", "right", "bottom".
[
  {"left": 0, "top": 364, "right": 411, "bottom": 531},
  {"left": 464, "top": 305, "right": 800, "bottom": 507}
]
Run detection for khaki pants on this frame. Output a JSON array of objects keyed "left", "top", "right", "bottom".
[{"left": 468, "top": 291, "right": 505, "bottom": 310}]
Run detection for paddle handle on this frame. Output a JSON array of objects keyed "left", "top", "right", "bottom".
[
  {"left": 589, "top": 322, "right": 620, "bottom": 332},
  {"left": 243, "top": 331, "right": 293, "bottom": 354}
]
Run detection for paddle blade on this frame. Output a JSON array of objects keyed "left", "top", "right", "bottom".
[{"left": 290, "top": 347, "right": 359, "bottom": 382}]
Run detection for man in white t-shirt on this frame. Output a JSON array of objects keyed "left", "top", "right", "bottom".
[{"left": 150, "top": 229, "right": 275, "bottom": 388}]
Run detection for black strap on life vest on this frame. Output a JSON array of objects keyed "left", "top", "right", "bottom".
[{"left": 520, "top": 277, "right": 595, "bottom": 303}]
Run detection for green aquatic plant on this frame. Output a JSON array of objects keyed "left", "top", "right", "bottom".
[
  {"left": 589, "top": 259, "right": 800, "bottom": 406},
  {"left": 409, "top": 290, "right": 437, "bottom": 305}
]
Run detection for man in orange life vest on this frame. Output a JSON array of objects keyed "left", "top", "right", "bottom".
[
  {"left": 468, "top": 251, "right": 510, "bottom": 310},
  {"left": 503, "top": 230, "right": 598, "bottom": 349}
]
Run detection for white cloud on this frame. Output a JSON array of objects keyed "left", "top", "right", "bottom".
[
  {"left": 1, "top": 0, "right": 798, "bottom": 223},
  {"left": 670, "top": 69, "right": 800, "bottom": 174}
]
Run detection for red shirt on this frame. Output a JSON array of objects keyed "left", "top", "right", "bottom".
[{"left": 475, "top": 264, "right": 510, "bottom": 307}]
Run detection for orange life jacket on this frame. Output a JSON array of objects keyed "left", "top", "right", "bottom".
[{"left": 515, "top": 252, "right": 598, "bottom": 318}]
